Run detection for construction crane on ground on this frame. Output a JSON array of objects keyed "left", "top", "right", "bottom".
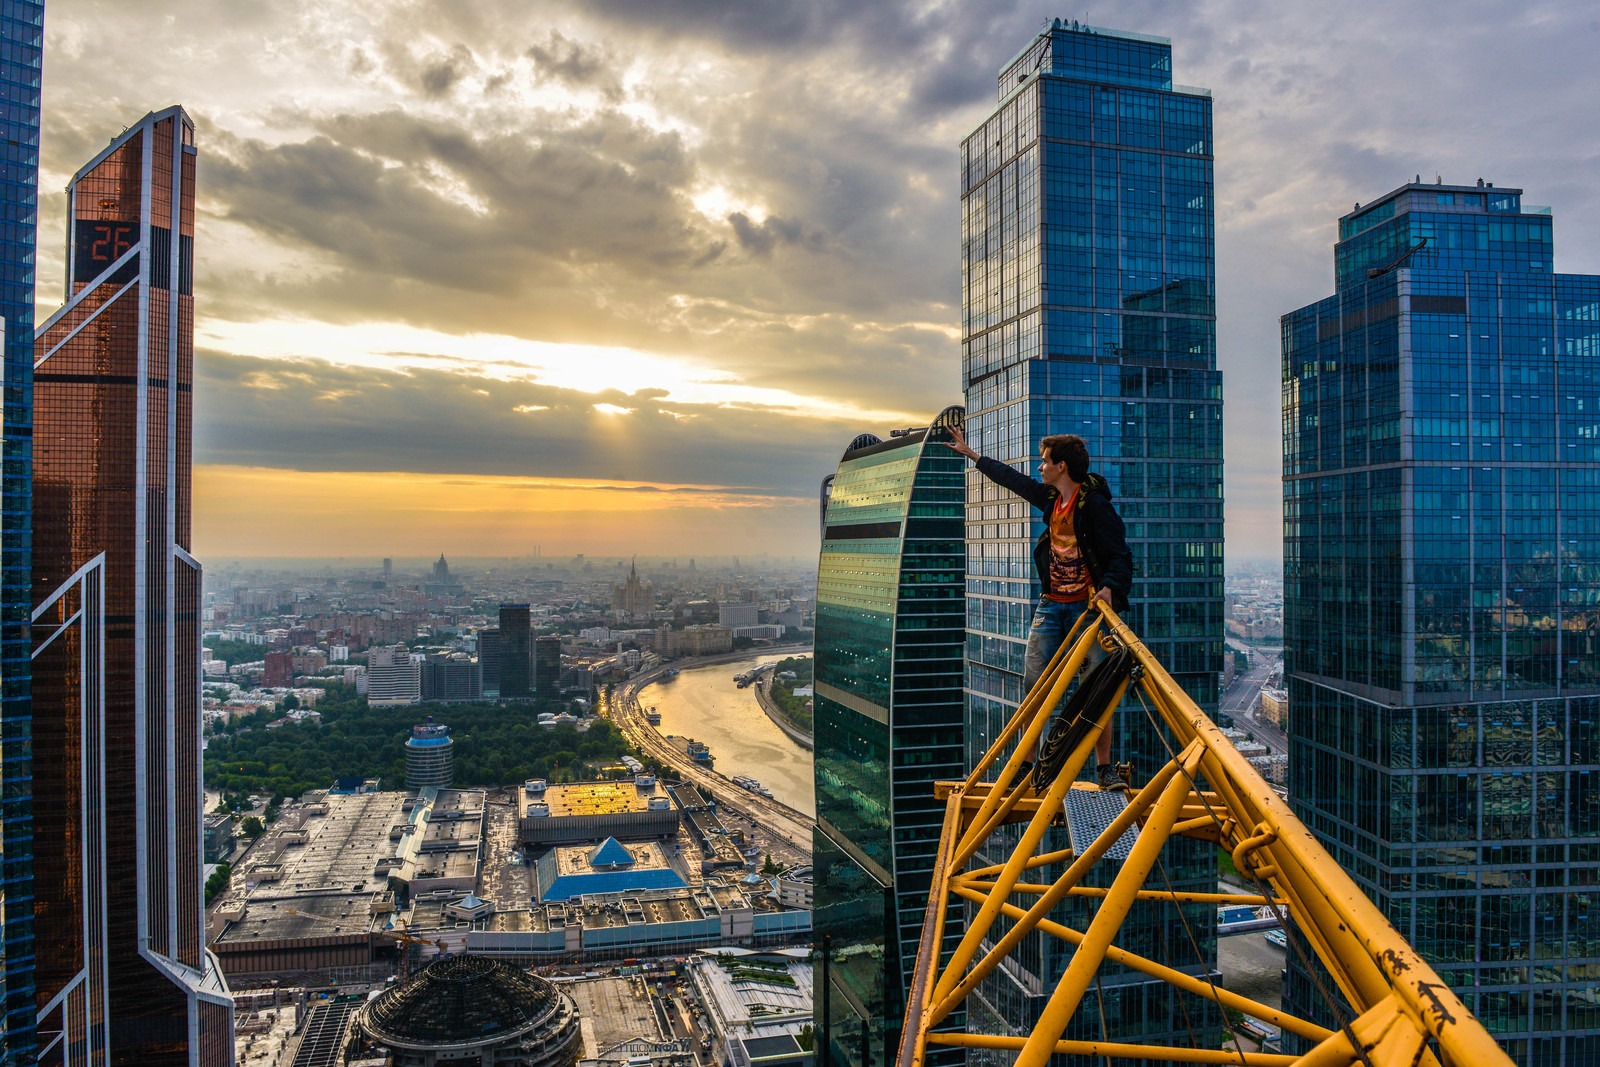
[
  {"left": 391, "top": 919, "right": 448, "bottom": 989},
  {"left": 897, "top": 600, "right": 1514, "bottom": 1067}
]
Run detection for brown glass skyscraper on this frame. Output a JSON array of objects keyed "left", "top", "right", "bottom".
[{"left": 32, "top": 107, "right": 231, "bottom": 1065}]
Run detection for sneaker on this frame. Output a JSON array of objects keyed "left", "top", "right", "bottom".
[{"left": 1096, "top": 764, "right": 1124, "bottom": 791}]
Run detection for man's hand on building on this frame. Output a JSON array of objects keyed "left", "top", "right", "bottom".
[{"left": 945, "top": 424, "right": 980, "bottom": 460}]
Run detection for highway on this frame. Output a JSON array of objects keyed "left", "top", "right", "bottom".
[
  {"left": 1221, "top": 640, "right": 1287, "bottom": 755},
  {"left": 605, "top": 669, "right": 815, "bottom": 861}
]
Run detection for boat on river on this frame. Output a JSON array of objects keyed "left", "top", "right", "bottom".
[{"left": 1217, "top": 905, "right": 1280, "bottom": 934}]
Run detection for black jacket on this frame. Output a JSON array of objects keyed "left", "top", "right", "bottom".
[{"left": 974, "top": 456, "right": 1133, "bottom": 610}]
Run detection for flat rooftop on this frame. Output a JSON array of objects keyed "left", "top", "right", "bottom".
[
  {"left": 396, "top": 787, "right": 487, "bottom": 885},
  {"left": 212, "top": 790, "right": 486, "bottom": 949},
  {"left": 565, "top": 976, "right": 664, "bottom": 1054},
  {"left": 216, "top": 891, "right": 377, "bottom": 946},
  {"left": 521, "top": 780, "right": 672, "bottom": 819},
  {"left": 694, "top": 951, "right": 813, "bottom": 1030}
]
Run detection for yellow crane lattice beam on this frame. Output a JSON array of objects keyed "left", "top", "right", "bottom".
[{"left": 897, "top": 600, "right": 1513, "bottom": 1067}]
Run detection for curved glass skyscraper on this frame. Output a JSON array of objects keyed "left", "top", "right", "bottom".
[{"left": 812, "top": 408, "right": 967, "bottom": 1067}]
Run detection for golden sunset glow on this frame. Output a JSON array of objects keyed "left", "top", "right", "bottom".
[{"left": 193, "top": 465, "right": 816, "bottom": 559}]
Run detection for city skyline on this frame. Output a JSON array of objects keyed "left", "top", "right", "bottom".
[{"left": 36, "top": 1, "right": 1600, "bottom": 561}]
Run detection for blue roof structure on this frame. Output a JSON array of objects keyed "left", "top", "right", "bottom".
[
  {"left": 588, "top": 837, "right": 635, "bottom": 868},
  {"left": 539, "top": 867, "right": 686, "bottom": 902}
]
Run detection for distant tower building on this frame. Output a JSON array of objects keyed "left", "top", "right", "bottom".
[
  {"left": 534, "top": 636, "right": 562, "bottom": 699},
  {"left": 0, "top": 5, "right": 41, "bottom": 1056},
  {"left": 813, "top": 408, "right": 967, "bottom": 1067},
  {"left": 31, "top": 106, "right": 234, "bottom": 1065},
  {"left": 382, "top": 557, "right": 392, "bottom": 579},
  {"left": 368, "top": 643, "right": 421, "bottom": 706},
  {"left": 405, "top": 721, "right": 453, "bottom": 789},
  {"left": 499, "top": 604, "right": 531, "bottom": 698},
  {"left": 610, "top": 559, "right": 654, "bottom": 617},
  {"left": 263, "top": 649, "right": 293, "bottom": 689},
  {"left": 421, "top": 653, "right": 481, "bottom": 702},
  {"left": 425, "top": 552, "right": 463, "bottom": 597},
  {"left": 478, "top": 628, "right": 501, "bottom": 693}
]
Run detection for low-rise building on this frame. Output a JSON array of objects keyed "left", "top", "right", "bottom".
[
  {"left": 773, "top": 866, "right": 811, "bottom": 910},
  {"left": 689, "top": 949, "right": 813, "bottom": 1067},
  {"left": 203, "top": 812, "right": 235, "bottom": 864},
  {"left": 1259, "top": 687, "right": 1288, "bottom": 727},
  {"left": 731, "top": 625, "right": 784, "bottom": 641},
  {"left": 519, "top": 780, "right": 679, "bottom": 847}
]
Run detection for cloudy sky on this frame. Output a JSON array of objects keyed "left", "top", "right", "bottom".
[{"left": 38, "top": 1, "right": 1600, "bottom": 563}]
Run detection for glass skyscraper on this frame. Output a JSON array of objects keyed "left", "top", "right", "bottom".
[
  {"left": 0, "top": 6, "right": 40, "bottom": 1060},
  {"left": 32, "top": 106, "right": 232, "bottom": 1066},
  {"left": 812, "top": 408, "right": 966, "bottom": 1067},
  {"left": 958, "top": 20, "right": 1222, "bottom": 1057},
  {"left": 1282, "top": 181, "right": 1600, "bottom": 1063},
  {"left": 500, "top": 603, "right": 531, "bottom": 698}
]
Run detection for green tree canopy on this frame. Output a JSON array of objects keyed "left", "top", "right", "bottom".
[{"left": 203, "top": 684, "right": 637, "bottom": 798}]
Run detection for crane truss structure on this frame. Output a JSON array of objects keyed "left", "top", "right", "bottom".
[{"left": 897, "top": 601, "right": 1514, "bottom": 1067}]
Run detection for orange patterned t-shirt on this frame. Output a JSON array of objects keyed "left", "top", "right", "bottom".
[{"left": 1042, "top": 489, "right": 1092, "bottom": 604}]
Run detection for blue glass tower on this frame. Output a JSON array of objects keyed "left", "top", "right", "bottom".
[
  {"left": 958, "top": 20, "right": 1222, "bottom": 1057},
  {"left": 0, "top": 4, "right": 40, "bottom": 1062},
  {"left": 1282, "top": 182, "right": 1600, "bottom": 1063},
  {"left": 812, "top": 409, "right": 967, "bottom": 1067}
]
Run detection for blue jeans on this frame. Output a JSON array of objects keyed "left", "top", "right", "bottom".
[
  {"left": 1023, "top": 598, "right": 1106, "bottom": 766},
  {"left": 1023, "top": 598, "right": 1102, "bottom": 694}
]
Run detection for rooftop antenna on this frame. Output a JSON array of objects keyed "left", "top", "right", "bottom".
[{"left": 1435, "top": 175, "right": 1443, "bottom": 185}]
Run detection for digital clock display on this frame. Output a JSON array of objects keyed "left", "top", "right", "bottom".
[{"left": 74, "top": 219, "right": 139, "bottom": 285}]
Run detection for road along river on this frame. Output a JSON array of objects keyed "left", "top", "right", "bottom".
[{"left": 638, "top": 653, "right": 814, "bottom": 816}]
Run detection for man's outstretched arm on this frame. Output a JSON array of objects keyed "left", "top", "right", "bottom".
[{"left": 944, "top": 425, "right": 1053, "bottom": 511}]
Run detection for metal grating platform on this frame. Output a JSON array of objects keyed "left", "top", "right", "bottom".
[{"left": 1062, "top": 787, "right": 1139, "bottom": 863}]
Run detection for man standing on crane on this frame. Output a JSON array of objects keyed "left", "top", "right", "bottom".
[{"left": 945, "top": 425, "right": 1133, "bottom": 790}]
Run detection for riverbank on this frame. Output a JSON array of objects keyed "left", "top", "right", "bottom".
[
  {"left": 633, "top": 651, "right": 815, "bottom": 818},
  {"left": 754, "top": 671, "right": 813, "bottom": 752}
]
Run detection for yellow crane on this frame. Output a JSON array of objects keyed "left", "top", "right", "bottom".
[
  {"left": 389, "top": 919, "right": 447, "bottom": 989},
  {"left": 898, "top": 600, "right": 1513, "bottom": 1067}
]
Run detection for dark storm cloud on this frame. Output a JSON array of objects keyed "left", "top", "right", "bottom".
[
  {"left": 193, "top": 350, "right": 860, "bottom": 493},
  {"left": 204, "top": 107, "right": 709, "bottom": 291},
  {"left": 418, "top": 44, "right": 478, "bottom": 97},
  {"left": 728, "top": 212, "right": 816, "bottom": 256}
]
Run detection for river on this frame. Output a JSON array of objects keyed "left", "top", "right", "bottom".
[{"left": 639, "top": 652, "right": 816, "bottom": 817}]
